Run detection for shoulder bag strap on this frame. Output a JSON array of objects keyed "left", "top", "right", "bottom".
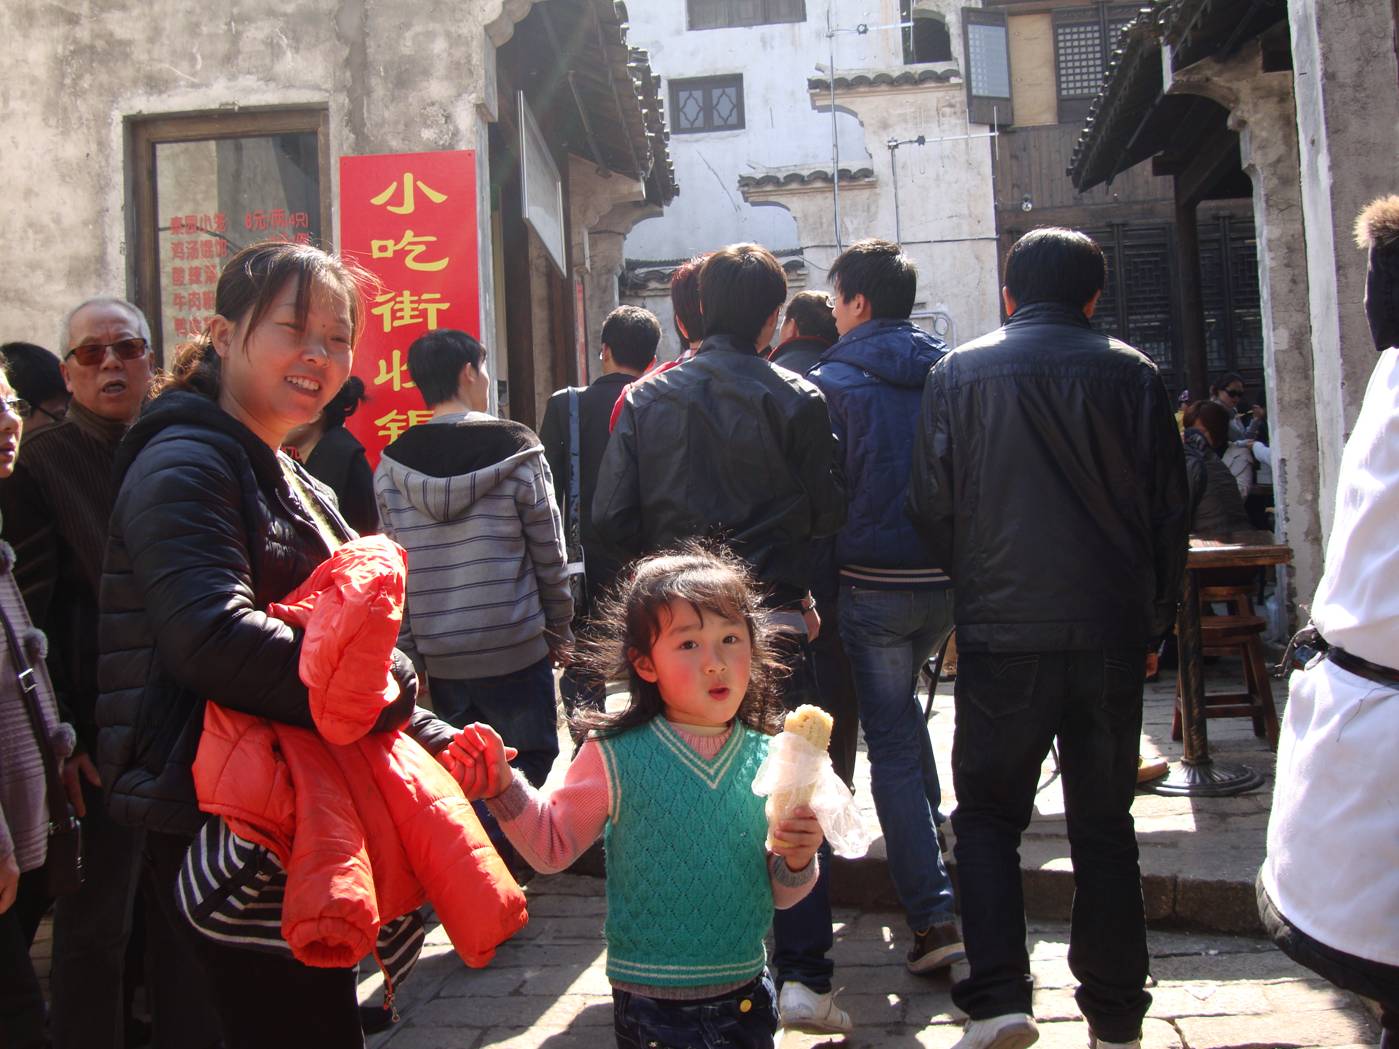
[
  {"left": 566, "top": 388, "right": 585, "bottom": 578},
  {"left": 1, "top": 608, "right": 67, "bottom": 830}
]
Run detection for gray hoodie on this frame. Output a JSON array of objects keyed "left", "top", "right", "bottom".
[{"left": 373, "top": 412, "right": 573, "bottom": 679}]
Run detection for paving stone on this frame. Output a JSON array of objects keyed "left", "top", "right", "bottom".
[{"left": 1175, "top": 1008, "right": 1380, "bottom": 1048}]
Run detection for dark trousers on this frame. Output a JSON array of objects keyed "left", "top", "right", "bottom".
[
  {"left": 430, "top": 656, "right": 560, "bottom": 787},
  {"left": 613, "top": 971, "right": 778, "bottom": 1049},
  {"left": 138, "top": 834, "right": 223, "bottom": 1049},
  {"left": 807, "top": 599, "right": 860, "bottom": 788},
  {"left": 50, "top": 777, "right": 143, "bottom": 1049},
  {"left": 951, "top": 649, "right": 1150, "bottom": 1043},
  {"left": 1259, "top": 877, "right": 1398, "bottom": 1046},
  {"left": 144, "top": 830, "right": 362, "bottom": 1049},
  {"left": 0, "top": 868, "right": 51, "bottom": 1049},
  {"left": 768, "top": 630, "right": 837, "bottom": 994}
]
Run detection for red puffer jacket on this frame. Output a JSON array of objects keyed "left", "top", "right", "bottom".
[{"left": 192, "top": 535, "right": 528, "bottom": 969}]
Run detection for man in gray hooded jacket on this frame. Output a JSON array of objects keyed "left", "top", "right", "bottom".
[{"left": 374, "top": 328, "right": 573, "bottom": 788}]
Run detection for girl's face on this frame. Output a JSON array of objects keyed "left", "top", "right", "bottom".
[
  {"left": 211, "top": 277, "right": 353, "bottom": 449},
  {"left": 0, "top": 372, "right": 23, "bottom": 478},
  {"left": 631, "top": 599, "right": 752, "bottom": 729}
]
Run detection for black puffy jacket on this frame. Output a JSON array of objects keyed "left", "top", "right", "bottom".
[
  {"left": 97, "top": 391, "right": 448, "bottom": 835},
  {"left": 907, "top": 302, "right": 1189, "bottom": 651},
  {"left": 592, "top": 334, "right": 846, "bottom": 605}
]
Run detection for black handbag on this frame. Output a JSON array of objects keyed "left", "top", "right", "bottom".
[{"left": 2, "top": 607, "right": 83, "bottom": 897}]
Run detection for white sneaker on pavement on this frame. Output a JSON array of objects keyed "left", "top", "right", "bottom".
[
  {"left": 1089, "top": 1037, "right": 1141, "bottom": 1049},
  {"left": 778, "top": 981, "right": 853, "bottom": 1034},
  {"left": 952, "top": 1013, "right": 1040, "bottom": 1049}
]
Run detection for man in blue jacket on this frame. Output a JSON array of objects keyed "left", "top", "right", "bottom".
[{"left": 807, "top": 239, "right": 963, "bottom": 974}]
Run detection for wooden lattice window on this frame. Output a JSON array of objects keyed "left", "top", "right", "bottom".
[
  {"left": 687, "top": 0, "right": 805, "bottom": 30},
  {"left": 1053, "top": 4, "right": 1139, "bottom": 123},
  {"left": 670, "top": 76, "right": 745, "bottom": 134}
]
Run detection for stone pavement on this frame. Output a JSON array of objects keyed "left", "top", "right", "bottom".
[
  {"left": 570, "top": 665, "right": 1281, "bottom": 935},
  {"left": 360, "top": 872, "right": 1381, "bottom": 1048}
]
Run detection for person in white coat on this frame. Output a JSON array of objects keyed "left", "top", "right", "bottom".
[{"left": 1260, "top": 195, "right": 1399, "bottom": 1049}]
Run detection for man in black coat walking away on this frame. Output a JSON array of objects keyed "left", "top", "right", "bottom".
[
  {"left": 539, "top": 305, "right": 660, "bottom": 721},
  {"left": 908, "top": 228, "right": 1189, "bottom": 1049}
]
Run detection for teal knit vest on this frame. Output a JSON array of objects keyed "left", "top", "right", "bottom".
[{"left": 597, "top": 719, "right": 773, "bottom": 987}]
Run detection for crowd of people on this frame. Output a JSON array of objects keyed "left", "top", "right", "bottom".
[{"left": 0, "top": 203, "right": 1393, "bottom": 1049}]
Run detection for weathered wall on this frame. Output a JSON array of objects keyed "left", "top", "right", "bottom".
[
  {"left": 0, "top": 0, "right": 554, "bottom": 407},
  {"left": 1287, "top": 0, "right": 1399, "bottom": 542}
]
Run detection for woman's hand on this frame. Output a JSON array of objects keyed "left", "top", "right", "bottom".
[
  {"left": 441, "top": 723, "right": 518, "bottom": 800},
  {"left": 769, "top": 804, "right": 824, "bottom": 873},
  {"left": 0, "top": 852, "right": 20, "bottom": 914},
  {"left": 59, "top": 753, "right": 101, "bottom": 818}
]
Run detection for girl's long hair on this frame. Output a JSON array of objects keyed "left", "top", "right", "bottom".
[{"left": 570, "top": 542, "right": 785, "bottom": 740}]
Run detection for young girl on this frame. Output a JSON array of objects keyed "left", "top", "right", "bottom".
[{"left": 448, "top": 546, "right": 825, "bottom": 1049}]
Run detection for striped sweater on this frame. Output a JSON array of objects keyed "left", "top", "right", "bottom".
[
  {"left": 0, "top": 540, "right": 75, "bottom": 872},
  {"left": 374, "top": 412, "right": 574, "bottom": 679}
]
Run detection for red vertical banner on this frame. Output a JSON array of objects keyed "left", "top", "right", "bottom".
[{"left": 339, "top": 150, "right": 479, "bottom": 467}]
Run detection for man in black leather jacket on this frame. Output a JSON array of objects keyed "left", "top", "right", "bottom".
[
  {"left": 592, "top": 243, "right": 851, "bottom": 1034},
  {"left": 908, "top": 228, "right": 1188, "bottom": 1049}
]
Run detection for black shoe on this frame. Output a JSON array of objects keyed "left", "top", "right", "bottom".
[
  {"left": 907, "top": 921, "right": 966, "bottom": 973},
  {"left": 359, "top": 1004, "right": 397, "bottom": 1034}
]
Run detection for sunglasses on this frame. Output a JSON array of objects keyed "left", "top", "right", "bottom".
[
  {"left": 65, "top": 337, "right": 148, "bottom": 367},
  {"left": 1223, "top": 388, "right": 1244, "bottom": 398},
  {"left": 1, "top": 396, "right": 32, "bottom": 420}
]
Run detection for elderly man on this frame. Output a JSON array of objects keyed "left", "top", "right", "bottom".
[{"left": 0, "top": 299, "right": 210, "bottom": 1048}]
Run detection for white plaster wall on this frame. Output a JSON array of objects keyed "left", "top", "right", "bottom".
[
  {"left": 623, "top": 1, "right": 906, "bottom": 258},
  {"left": 623, "top": 1, "right": 998, "bottom": 342}
]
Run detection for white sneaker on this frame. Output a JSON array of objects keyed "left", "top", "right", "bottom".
[
  {"left": 1089, "top": 1038, "right": 1141, "bottom": 1049},
  {"left": 953, "top": 1013, "right": 1040, "bottom": 1049},
  {"left": 778, "top": 981, "right": 853, "bottom": 1034}
]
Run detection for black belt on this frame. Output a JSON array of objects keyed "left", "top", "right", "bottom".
[{"left": 1326, "top": 645, "right": 1399, "bottom": 688}]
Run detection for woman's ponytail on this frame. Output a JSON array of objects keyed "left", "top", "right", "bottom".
[{"left": 150, "top": 330, "right": 222, "bottom": 400}]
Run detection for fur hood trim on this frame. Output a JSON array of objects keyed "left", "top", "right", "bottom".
[{"left": 1354, "top": 196, "right": 1399, "bottom": 250}]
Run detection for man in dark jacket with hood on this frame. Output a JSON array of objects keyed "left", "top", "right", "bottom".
[
  {"left": 375, "top": 329, "right": 573, "bottom": 789},
  {"left": 807, "top": 239, "right": 963, "bottom": 976},
  {"left": 908, "top": 228, "right": 1188, "bottom": 1049}
]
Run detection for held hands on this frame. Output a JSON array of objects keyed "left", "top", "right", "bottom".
[
  {"left": 768, "top": 803, "right": 824, "bottom": 873},
  {"left": 440, "top": 723, "right": 517, "bottom": 800}
]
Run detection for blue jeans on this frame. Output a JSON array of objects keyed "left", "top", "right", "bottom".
[
  {"left": 430, "top": 656, "right": 560, "bottom": 787},
  {"left": 838, "top": 586, "right": 957, "bottom": 932},
  {"left": 613, "top": 971, "right": 778, "bottom": 1049}
]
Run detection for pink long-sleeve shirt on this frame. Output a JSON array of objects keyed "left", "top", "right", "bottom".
[{"left": 485, "top": 720, "right": 818, "bottom": 998}]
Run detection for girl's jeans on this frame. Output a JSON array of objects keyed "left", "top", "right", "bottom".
[{"left": 613, "top": 971, "right": 778, "bottom": 1049}]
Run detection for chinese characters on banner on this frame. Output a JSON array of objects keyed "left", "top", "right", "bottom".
[{"left": 339, "top": 150, "right": 480, "bottom": 467}]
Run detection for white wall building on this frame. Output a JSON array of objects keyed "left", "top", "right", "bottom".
[{"left": 620, "top": 0, "right": 1002, "bottom": 359}]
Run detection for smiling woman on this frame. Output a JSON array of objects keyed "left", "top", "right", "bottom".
[{"left": 97, "top": 241, "right": 460, "bottom": 1048}]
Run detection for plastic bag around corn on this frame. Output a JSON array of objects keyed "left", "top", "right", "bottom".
[{"left": 751, "top": 732, "right": 871, "bottom": 859}]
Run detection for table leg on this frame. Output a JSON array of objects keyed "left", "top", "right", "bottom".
[{"left": 1152, "top": 567, "right": 1264, "bottom": 796}]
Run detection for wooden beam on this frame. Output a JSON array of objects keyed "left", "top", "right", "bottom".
[
  {"left": 1174, "top": 120, "right": 1240, "bottom": 207},
  {"left": 1175, "top": 180, "right": 1209, "bottom": 399}
]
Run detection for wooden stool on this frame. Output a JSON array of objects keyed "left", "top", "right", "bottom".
[{"left": 1172, "top": 611, "right": 1280, "bottom": 747}]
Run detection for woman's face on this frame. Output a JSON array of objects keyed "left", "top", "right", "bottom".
[
  {"left": 212, "top": 277, "right": 353, "bottom": 449},
  {"left": 0, "top": 373, "right": 23, "bottom": 479}
]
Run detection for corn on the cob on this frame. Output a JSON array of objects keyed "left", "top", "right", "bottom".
[{"left": 765, "top": 705, "right": 833, "bottom": 849}]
